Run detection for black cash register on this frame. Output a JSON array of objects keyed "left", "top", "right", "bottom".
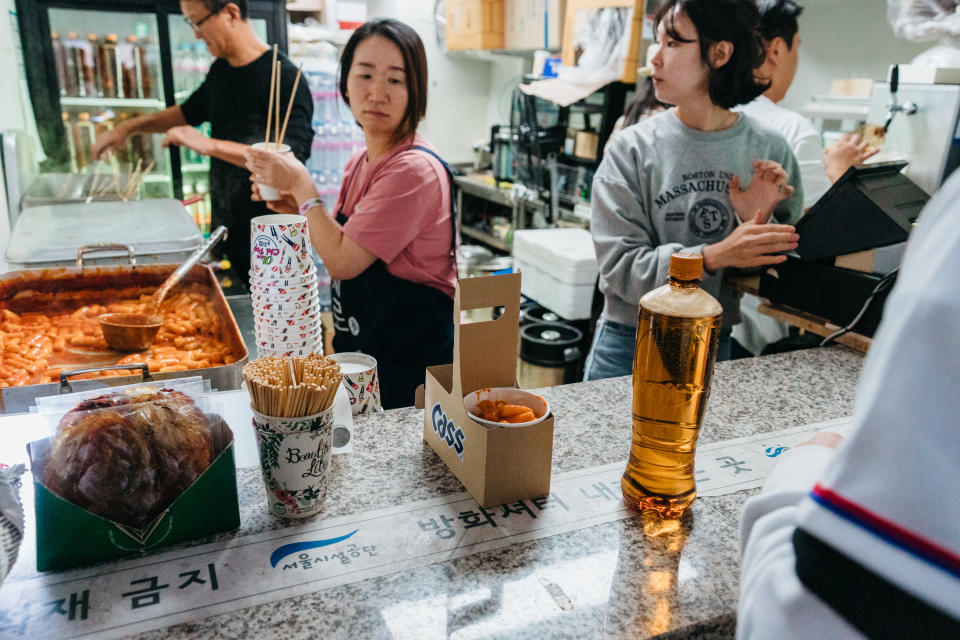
[{"left": 758, "top": 161, "right": 929, "bottom": 337}]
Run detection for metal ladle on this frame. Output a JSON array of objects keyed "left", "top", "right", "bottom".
[{"left": 98, "top": 226, "right": 228, "bottom": 351}]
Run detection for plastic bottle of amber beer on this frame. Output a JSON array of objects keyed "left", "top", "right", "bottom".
[{"left": 622, "top": 252, "right": 722, "bottom": 518}]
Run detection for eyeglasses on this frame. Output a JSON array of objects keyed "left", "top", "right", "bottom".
[{"left": 183, "top": 5, "right": 223, "bottom": 31}]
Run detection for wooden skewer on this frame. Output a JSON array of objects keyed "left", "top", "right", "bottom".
[
  {"left": 274, "top": 61, "right": 281, "bottom": 148},
  {"left": 125, "top": 158, "right": 143, "bottom": 199},
  {"left": 57, "top": 173, "right": 72, "bottom": 199},
  {"left": 265, "top": 44, "right": 278, "bottom": 147},
  {"left": 277, "top": 63, "right": 303, "bottom": 149}
]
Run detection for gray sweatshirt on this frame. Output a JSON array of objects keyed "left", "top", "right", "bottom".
[{"left": 591, "top": 109, "right": 804, "bottom": 328}]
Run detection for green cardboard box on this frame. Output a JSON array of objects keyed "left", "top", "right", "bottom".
[{"left": 27, "top": 415, "right": 240, "bottom": 571}]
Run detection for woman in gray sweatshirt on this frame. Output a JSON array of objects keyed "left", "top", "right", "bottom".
[{"left": 585, "top": 0, "right": 805, "bottom": 380}]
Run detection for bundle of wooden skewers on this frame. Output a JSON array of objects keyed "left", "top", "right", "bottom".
[
  {"left": 58, "top": 151, "right": 154, "bottom": 202},
  {"left": 243, "top": 353, "right": 342, "bottom": 418},
  {"left": 263, "top": 44, "right": 303, "bottom": 151}
]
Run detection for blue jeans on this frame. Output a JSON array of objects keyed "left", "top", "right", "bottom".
[{"left": 583, "top": 317, "right": 732, "bottom": 381}]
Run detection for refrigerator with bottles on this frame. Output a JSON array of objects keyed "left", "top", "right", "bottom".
[{"left": 15, "top": 0, "right": 288, "bottom": 234}]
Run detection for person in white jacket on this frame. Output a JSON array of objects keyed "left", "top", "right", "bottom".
[{"left": 737, "top": 168, "right": 960, "bottom": 638}]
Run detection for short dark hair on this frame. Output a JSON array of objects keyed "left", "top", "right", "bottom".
[
  {"left": 193, "top": 0, "right": 247, "bottom": 20},
  {"left": 339, "top": 19, "right": 428, "bottom": 146},
  {"left": 655, "top": 0, "right": 770, "bottom": 109},
  {"left": 756, "top": 0, "right": 803, "bottom": 49}
]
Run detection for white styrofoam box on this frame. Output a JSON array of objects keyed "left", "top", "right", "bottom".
[{"left": 513, "top": 228, "right": 599, "bottom": 320}]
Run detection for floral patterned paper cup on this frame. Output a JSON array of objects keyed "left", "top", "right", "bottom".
[
  {"left": 250, "top": 213, "right": 311, "bottom": 277},
  {"left": 328, "top": 352, "right": 381, "bottom": 415},
  {"left": 252, "top": 405, "right": 334, "bottom": 519}
]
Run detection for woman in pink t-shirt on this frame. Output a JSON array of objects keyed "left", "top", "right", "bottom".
[{"left": 246, "top": 18, "right": 456, "bottom": 409}]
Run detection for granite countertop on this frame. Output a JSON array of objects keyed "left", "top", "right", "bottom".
[{"left": 110, "top": 345, "right": 860, "bottom": 640}]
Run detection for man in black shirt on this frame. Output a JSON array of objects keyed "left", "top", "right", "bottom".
[{"left": 92, "top": 0, "right": 313, "bottom": 285}]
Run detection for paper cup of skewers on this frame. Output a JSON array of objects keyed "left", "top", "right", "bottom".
[
  {"left": 252, "top": 46, "right": 303, "bottom": 203},
  {"left": 244, "top": 353, "right": 342, "bottom": 519}
]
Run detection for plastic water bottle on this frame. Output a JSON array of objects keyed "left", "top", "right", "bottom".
[{"left": 622, "top": 252, "right": 723, "bottom": 518}]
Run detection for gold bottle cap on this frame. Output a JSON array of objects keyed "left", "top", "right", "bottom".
[
  {"left": 51, "top": 30, "right": 60, "bottom": 39},
  {"left": 67, "top": 31, "right": 78, "bottom": 39},
  {"left": 62, "top": 112, "right": 69, "bottom": 120},
  {"left": 126, "top": 35, "right": 138, "bottom": 43},
  {"left": 669, "top": 252, "right": 703, "bottom": 282},
  {"left": 78, "top": 112, "right": 90, "bottom": 121},
  {"left": 87, "top": 33, "right": 97, "bottom": 41},
  {"left": 106, "top": 33, "right": 118, "bottom": 43}
]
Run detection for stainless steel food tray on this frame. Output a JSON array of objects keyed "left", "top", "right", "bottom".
[{"left": 0, "top": 263, "right": 248, "bottom": 413}]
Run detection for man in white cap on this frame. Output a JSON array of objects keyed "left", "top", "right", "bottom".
[{"left": 737, "top": 168, "right": 960, "bottom": 637}]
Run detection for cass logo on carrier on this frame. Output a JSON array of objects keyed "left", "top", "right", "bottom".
[{"left": 431, "top": 404, "right": 466, "bottom": 460}]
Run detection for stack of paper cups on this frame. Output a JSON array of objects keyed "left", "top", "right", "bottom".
[{"left": 250, "top": 214, "right": 322, "bottom": 356}]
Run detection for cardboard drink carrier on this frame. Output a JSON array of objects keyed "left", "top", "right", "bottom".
[{"left": 416, "top": 273, "right": 554, "bottom": 508}]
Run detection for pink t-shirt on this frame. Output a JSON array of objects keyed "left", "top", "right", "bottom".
[{"left": 334, "top": 134, "right": 456, "bottom": 299}]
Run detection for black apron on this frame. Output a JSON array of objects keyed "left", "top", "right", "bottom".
[{"left": 332, "top": 146, "right": 457, "bottom": 410}]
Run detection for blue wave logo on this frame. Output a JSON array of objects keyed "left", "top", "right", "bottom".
[
  {"left": 270, "top": 529, "right": 359, "bottom": 567},
  {"left": 765, "top": 446, "right": 790, "bottom": 458}
]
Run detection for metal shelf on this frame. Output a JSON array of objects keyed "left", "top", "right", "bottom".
[
  {"left": 800, "top": 95, "right": 871, "bottom": 121},
  {"left": 461, "top": 226, "right": 511, "bottom": 253},
  {"left": 182, "top": 163, "right": 209, "bottom": 172},
  {"left": 454, "top": 175, "right": 515, "bottom": 207},
  {"left": 60, "top": 97, "right": 166, "bottom": 109}
]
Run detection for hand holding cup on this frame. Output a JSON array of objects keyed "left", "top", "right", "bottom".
[{"left": 245, "top": 143, "right": 311, "bottom": 200}]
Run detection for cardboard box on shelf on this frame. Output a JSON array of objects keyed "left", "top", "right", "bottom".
[
  {"left": 416, "top": 273, "right": 554, "bottom": 508},
  {"left": 505, "top": 0, "right": 566, "bottom": 50},
  {"left": 29, "top": 416, "right": 240, "bottom": 571},
  {"left": 833, "top": 243, "right": 905, "bottom": 274},
  {"left": 446, "top": 0, "right": 505, "bottom": 51}
]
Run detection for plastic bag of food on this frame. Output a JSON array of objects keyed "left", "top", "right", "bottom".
[
  {"left": 888, "top": 0, "right": 960, "bottom": 44},
  {"left": 0, "top": 464, "right": 25, "bottom": 585},
  {"left": 31, "top": 375, "right": 210, "bottom": 416},
  {"left": 34, "top": 386, "right": 218, "bottom": 529}
]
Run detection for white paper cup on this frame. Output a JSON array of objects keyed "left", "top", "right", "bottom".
[
  {"left": 250, "top": 213, "right": 311, "bottom": 277},
  {"left": 254, "top": 310, "right": 320, "bottom": 327},
  {"left": 253, "top": 301, "right": 320, "bottom": 321},
  {"left": 255, "top": 330, "right": 320, "bottom": 346},
  {"left": 248, "top": 267, "right": 317, "bottom": 289},
  {"left": 256, "top": 332, "right": 321, "bottom": 349},
  {"left": 462, "top": 387, "right": 550, "bottom": 428},
  {"left": 261, "top": 344, "right": 323, "bottom": 358},
  {"left": 252, "top": 292, "right": 319, "bottom": 312},
  {"left": 253, "top": 319, "right": 321, "bottom": 335},
  {"left": 328, "top": 352, "right": 381, "bottom": 415},
  {"left": 249, "top": 281, "right": 317, "bottom": 299},
  {"left": 251, "top": 142, "right": 292, "bottom": 201},
  {"left": 252, "top": 405, "right": 334, "bottom": 518},
  {"left": 256, "top": 319, "right": 321, "bottom": 337}
]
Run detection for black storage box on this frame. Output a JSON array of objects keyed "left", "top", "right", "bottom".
[{"left": 758, "top": 257, "right": 896, "bottom": 337}]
